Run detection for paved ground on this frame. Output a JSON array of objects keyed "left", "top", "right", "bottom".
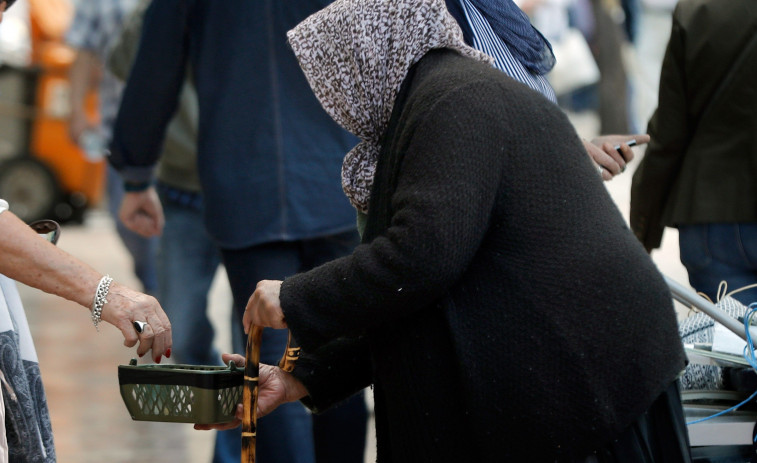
[{"left": 18, "top": 8, "right": 689, "bottom": 461}]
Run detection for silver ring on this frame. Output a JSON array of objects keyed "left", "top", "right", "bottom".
[
  {"left": 133, "top": 320, "right": 148, "bottom": 334},
  {"left": 598, "top": 165, "right": 604, "bottom": 175}
]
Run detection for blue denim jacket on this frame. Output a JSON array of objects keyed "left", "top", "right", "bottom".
[{"left": 109, "top": 0, "right": 358, "bottom": 249}]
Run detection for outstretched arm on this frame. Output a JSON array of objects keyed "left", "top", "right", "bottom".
[
  {"left": 0, "top": 205, "right": 172, "bottom": 361},
  {"left": 67, "top": 49, "right": 100, "bottom": 144}
]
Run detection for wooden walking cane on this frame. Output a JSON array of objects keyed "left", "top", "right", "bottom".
[
  {"left": 242, "top": 324, "right": 263, "bottom": 463},
  {"left": 242, "top": 327, "right": 302, "bottom": 463}
]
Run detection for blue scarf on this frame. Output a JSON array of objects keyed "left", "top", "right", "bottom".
[{"left": 447, "top": 0, "right": 555, "bottom": 75}]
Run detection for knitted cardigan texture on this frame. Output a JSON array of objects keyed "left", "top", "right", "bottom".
[{"left": 282, "top": 50, "right": 686, "bottom": 462}]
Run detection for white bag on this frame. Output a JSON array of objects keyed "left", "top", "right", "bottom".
[
  {"left": 546, "top": 28, "right": 600, "bottom": 96},
  {"left": 0, "top": 371, "right": 7, "bottom": 463}
]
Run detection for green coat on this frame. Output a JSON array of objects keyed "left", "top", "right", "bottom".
[{"left": 630, "top": 0, "right": 757, "bottom": 250}]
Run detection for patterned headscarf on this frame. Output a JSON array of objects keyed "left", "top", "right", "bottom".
[{"left": 287, "top": 0, "right": 492, "bottom": 213}]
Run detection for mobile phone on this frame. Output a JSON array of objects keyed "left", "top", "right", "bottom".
[
  {"left": 614, "top": 139, "right": 637, "bottom": 162},
  {"left": 614, "top": 139, "right": 637, "bottom": 153}
]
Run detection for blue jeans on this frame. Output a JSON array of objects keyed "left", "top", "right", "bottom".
[
  {"left": 157, "top": 191, "right": 223, "bottom": 366},
  {"left": 679, "top": 223, "right": 757, "bottom": 306},
  {"left": 213, "top": 230, "right": 368, "bottom": 463},
  {"left": 107, "top": 165, "right": 159, "bottom": 294}
]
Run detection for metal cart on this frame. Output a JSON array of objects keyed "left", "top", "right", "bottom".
[{"left": 667, "top": 276, "right": 757, "bottom": 462}]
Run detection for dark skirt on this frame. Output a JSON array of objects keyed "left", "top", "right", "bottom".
[{"left": 579, "top": 381, "right": 692, "bottom": 463}]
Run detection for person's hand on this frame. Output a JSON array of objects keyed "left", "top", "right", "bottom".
[
  {"left": 67, "top": 112, "right": 93, "bottom": 146},
  {"left": 243, "top": 280, "right": 287, "bottom": 333},
  {"left": 584, "top": 134, "right": 649, "bottom": 180},
  {"left": 119, "top": 187, "right": 164, "bottom": 238},
  {"left": 193, "top": 353, "right": 308, "bottom": 431},
  {"left": 100, "top": 282, "right": 172, "bottom": 363}
]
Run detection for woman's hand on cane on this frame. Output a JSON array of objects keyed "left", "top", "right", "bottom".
[{"left": 243, "top": 280, "right": 288, "bottom": 332}]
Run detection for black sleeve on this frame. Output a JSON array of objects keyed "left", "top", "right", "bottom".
[
  {"left": 291, "top": 336, "right": 373, "bottom": 413},
  {"left": 108, "top": 0, "right": 191, "bottom": 182}
]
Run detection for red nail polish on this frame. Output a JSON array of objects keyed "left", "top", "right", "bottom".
[
  {"left": 155, "top": 356, "right": 162, "bottom": 364},
  {"left": 166, "top": 348, "right": 172, "bottom": 358},
  {"left": 138, "top": 352, "right": 145, "bottom": 358}
]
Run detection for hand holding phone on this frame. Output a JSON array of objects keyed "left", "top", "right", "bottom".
[
  {"left": 587, "top": 135, "right": 646, "bottom": 178},
  {"left": 614, "top": 139, "right": 637, "bottom": 154}
]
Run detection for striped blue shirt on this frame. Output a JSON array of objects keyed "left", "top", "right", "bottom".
[{"left": 459, "top": 0, "right": 557, "bottom": 103}]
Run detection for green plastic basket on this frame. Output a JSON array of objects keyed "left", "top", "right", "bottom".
[{"left": 118, "top": 359, "right": 243, "bottom": 424}]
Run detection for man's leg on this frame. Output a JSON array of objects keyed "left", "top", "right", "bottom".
[
  {"left": 157, "top": 194, "right": 222, "bottom": 366},
  {"left": 215, "top": 241, "right": 316, "bottom": 463},
  {"left": 679, "top": 223, "right": 757, "bottom": 305}
]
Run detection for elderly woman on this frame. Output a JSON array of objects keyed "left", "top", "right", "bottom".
[{"left": 201, "top": 0, "right": 690, "bottom": 460}]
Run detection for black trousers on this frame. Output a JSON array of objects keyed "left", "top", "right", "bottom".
[{"left": 579, "top": 381, "right": 692, "bottom": 463}]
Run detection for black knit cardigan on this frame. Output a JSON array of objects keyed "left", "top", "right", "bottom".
[{"left": 281, "top": 49, "right": 686, "bottom": 462}]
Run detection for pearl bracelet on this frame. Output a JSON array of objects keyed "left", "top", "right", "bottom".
[{"left": 91, "top": 275, "right": 113, "bottom": 331}]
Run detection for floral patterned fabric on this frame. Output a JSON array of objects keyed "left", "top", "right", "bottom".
[{"left": 287, "top": 0, "right": 492, "bottom": 213}]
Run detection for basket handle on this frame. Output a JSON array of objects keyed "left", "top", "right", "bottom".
[{"left": 242, "top": 327, "right": 301, "bottom": 463}]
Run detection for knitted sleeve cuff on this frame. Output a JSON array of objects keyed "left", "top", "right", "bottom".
[{"left": 290, "top": 336, "right": 372, "bottom": 413}]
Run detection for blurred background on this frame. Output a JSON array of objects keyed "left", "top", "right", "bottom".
[{"left": 2, "top": 0, "right": 691, "bottom": 461}]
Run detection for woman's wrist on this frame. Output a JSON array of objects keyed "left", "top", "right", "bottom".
[
  {"left": 90, "top": 275, "right": 113, "bottom": 330},
  {"left": 281, "top": 368, "right": 309, "bottom": 402}
]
